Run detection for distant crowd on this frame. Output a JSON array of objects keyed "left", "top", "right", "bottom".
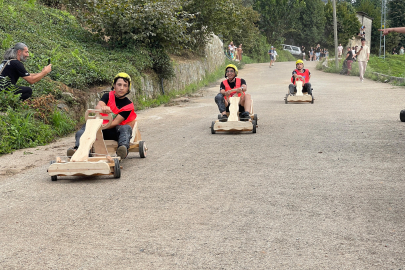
[{"left": 301, "top": 44, "right": 329, "bottom": 61}]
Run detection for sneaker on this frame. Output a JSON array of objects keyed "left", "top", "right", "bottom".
[
  {"left": 116, "top": 145, "right": 128, "bottom": 160},
  {"left": 219, "top": 114, "right": 228, "bottom": 122},
  {"left": 67, "top": 148, "right": 76, "bottom": 157},
  {"left": 239, "top": 111, "right": 250, "bottom": 121}
]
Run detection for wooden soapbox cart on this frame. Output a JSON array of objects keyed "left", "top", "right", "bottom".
[
  {"left": 47, "top": 109, "right": 147, "bottom": 181},
  {"left": 211, "top": 96, "right": 258, "bottom": 134},
  {"left": 284, "top": 80, "right": 314, "bottom": 104}
]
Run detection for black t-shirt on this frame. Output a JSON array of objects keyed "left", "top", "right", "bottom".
[
  {"left": 346, "top": 51, "right": 353, "bottom": 61},
  {"left": 316, "top": 47, "right": 321, "bottom": 53},
  {"left": 220, "top": 78, "right": 247, "bottom": 90},
  {"left": 100, "top": 92, "right": 132, "bottom": 120},
  {"left": 0, "top": 60, "right": 30, "bottom": 85}
]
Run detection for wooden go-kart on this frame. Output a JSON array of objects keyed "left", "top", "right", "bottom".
[
  {"left": 211, "top": 96, "right": 258, "bottom": 134},
  {"left": 47, "top": 109, "right": 147, "bottom": 181},
  {"left": 284, "top": 80, "right": 314, "bottom": 104}
]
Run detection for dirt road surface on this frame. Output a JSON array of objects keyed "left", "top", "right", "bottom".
[{"left": 1, "top": 61, "right": 404, "bottom": 269}]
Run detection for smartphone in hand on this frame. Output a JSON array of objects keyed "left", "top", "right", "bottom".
[{"left": 48, "top": 59, "right": 51, "bottom": 65}]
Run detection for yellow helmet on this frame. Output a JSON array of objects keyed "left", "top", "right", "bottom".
[
  {"left": 225, "top": 64, "right": 238, "bottom": 78},
  {"left": 296, "top": 59, "right": 304, "bottom": 65},
  {"left": 112, "top": 72, "right": 132, "bottom": 93}
]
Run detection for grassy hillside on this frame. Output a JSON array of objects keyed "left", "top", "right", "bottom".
[
  {"left": 0, "top": 0, "right": 156, "bottom": 154},
  {"left": 0, "top": 0, "right": 151, "bottom": 95}
]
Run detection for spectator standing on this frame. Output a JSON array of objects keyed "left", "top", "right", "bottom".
[
  {"left": 273, "top": 49, "right": 278, "bottom": 64},
  {"left": 229, "top": 41, "right": 235, "bottom": 59},
  {"left": 392, "top": 47, "right": 397, "bottom": 55},
  {"left": 309, "top": 47, "right": 314, "bottom": 61},
  {"left": 345, "top": 47, "right": 354, "bottom": 75},
  {"left": 315, "top": 44, "right": 321, "bottom": 61},
  {"left": 338, "top": 43, "right": 343, "bottom": 58},
  {"left": 355, "top": 38, "right": 370, "bottom": 82},
  {"left": 268, "top": 46, "right": 275, "bottom": 68},
  {"left": 400, "top": 46, "right": 404, "bottom": 55},
  {"left": 301, "top": 46, "right": 305, "bottom": 60},
  {"left": 237, "top": 44, "right": 243, "bottom": 62}
]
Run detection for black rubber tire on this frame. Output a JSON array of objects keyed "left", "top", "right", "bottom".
[
  {"left": 285, "top": 94, "right": 288, "bottom": 104},
  {"left": 113, "top": 159, "right": 121, "bottom": 178},
  {"left": 139, "top": 141, "right": 147, "bottom": 158},
  {"left": 311, "top": 95, "right": 314, "bottom": 104},
  {"left": 50, "top": 161, "right": 57, "bottom": 181},
  {"left": 253, "top": 114, "right": 258, "bottom": 125},
  {"left": 211, "top": 121, "right": 216, "bottom": 134},
  {"left": 252, "top": 120, "right": 257, "bottom": 133},
  {"left": 400, "top": 110, "right": 405, "bottom": 122},
  {"left": 218, "top": 114, "right": 222, "bottom": 120}
]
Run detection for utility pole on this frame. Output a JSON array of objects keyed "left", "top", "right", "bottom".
[
  {"left": 380, "top": 0, "right": 387, "bottom": 59},
  {"left": 333, "top": 0, "right": 338, "bottom": 69}
]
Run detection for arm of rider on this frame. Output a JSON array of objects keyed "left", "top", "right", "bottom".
[
  {"left": 239, "top": 84, "right": 247, "bottom": 93},
  {"left": 95, "top": 101, "right": 112, "bottom": 114},
  {"left": 23, "top": 64, "right": 52, "bottom": 85},
  {"left": 95, "top": 100, "right": 124, "bottom": 128}
]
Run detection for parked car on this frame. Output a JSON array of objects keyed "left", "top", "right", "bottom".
[{"left": 282, "top": 44, "right": 302, "bottom": 57}]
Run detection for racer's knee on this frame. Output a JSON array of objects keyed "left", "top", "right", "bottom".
[
  {"left": 304, "top": 83, "right": 312, "bottom": 95},
  {"left": 117, "top": 125, "right": 132, "bottom": 148},
  {"left": 289, "top": 84, "right": 296, "bottom": 94},
  {"left": 215, "top": 93, "right": 226, "bottom": 113}
]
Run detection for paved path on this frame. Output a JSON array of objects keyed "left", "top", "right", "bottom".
[{"left": 1, "top": 61, "right": 404, "bottom": 269}]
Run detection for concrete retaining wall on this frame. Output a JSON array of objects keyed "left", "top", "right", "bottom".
[{"left": 87, "top": 34, "right": 225, "bottom": 108}]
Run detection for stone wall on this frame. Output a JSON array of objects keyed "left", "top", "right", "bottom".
[{"left": 87, "top": 34, "right": 225, "bottom": 108}]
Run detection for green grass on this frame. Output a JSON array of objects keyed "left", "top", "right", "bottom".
[{"left": 316, "top": 54, "right": 405, "bottom": 85}]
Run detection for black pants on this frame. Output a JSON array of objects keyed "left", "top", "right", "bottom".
[
  {"left": 289, "top": 83, "right": 312, "bottom": 95},
  {"left": 15, "top": 86, "right": 32, "bottom": 101},
  {"left": 214, "top": 93, "right": 245, "bottom": 113}
]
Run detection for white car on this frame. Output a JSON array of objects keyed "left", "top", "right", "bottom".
[{"left": 282, "top": 44, "right": 302, "bottom": 57}]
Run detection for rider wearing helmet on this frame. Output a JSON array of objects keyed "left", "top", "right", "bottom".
[
  {"left": 67, "top": 72, "right": 136, "bottom": 159},
  {"left": 215, "top": 64, "right": 252, "bottom": 122},
  {"left": 289, "top": 59, "right": 312, "bottom": 95}
]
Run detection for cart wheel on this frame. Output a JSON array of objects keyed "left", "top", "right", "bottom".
[
  {"left": 253, "top": 114, "right": 258, "bottom": 125},
  {"left": 139, "top": 140, "right": 147, "bottom": 158},
  {"left": 311, "top": 95, "right": 314, "bottom": 104},
  {"left": 218, "top": 114, "right": 222, "bottom": 120},
  {"left": 113, "top": 159, "right": 121, "bottom": 178},
  {"left": 285, "top": 94, "right": 288, "bottom": 104},
  {"left": 211, "top": 121, "right": 216, "bottom": 134},
  {"left": 252, "top": 120, "right": 257, "bottom": 133},
  {"left": 400, "top": 110, "right": 405, "bottom": 122},
  {"left": 50, "top": 161, "right": 57, "bottom": 181}
]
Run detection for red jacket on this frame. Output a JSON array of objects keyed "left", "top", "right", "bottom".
[
  {"left": 222, "top": 78, "right": 243, "bottom": 100},
  {"left": 102, "top": 91, "right": 137, "bottom": 126},
  {"left": 291, "top": 69, "right": 310, "bottom": 84}
]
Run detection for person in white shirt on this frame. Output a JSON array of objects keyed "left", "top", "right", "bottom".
[
  {"left": 338, "top": 44, "right": 343, "bottom": 58},
  {"left": 355, "top": 38, "right": 370, "bottom": 82}
]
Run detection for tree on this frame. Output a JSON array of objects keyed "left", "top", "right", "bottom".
[
  {"left": 323, "top": 0, "right": 360, "bottom": 49},
  {"left": 253, "top": 0, "right": 305, "bottom": 45},
  {"left": 284, "top": 0, "right": 326, "bottom": 48}
]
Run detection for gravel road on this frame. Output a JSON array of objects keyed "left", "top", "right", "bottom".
[{"left": 1, "top": 61, "right": 404, "bottom": 269}]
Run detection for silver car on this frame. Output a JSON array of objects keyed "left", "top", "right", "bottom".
[{"left": 282, "top": 44, "right": 302, "bottom": 57}]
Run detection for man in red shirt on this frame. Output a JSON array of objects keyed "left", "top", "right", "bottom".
[
  {"left": 288, "top": 60, "right": 312, "bottom": 95},
  {"left": 214, "top": 64, "right": 252, "bottom": 122},
  {"left": 67, "top": 73, "right": 136, "bottom": 159}
]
